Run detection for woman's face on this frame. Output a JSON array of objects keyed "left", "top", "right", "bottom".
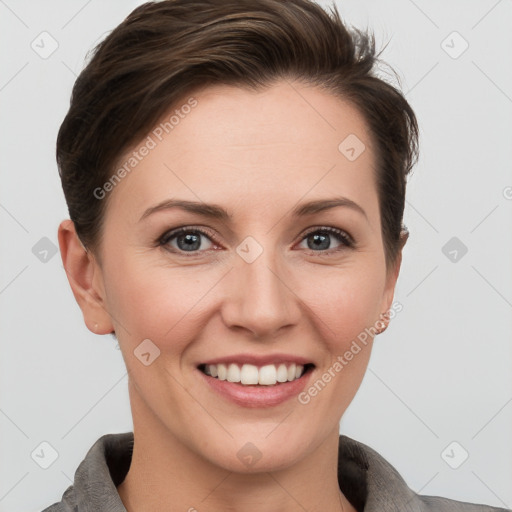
[{"left": 81, "top": 80, "right": 401, "bottom": 471}]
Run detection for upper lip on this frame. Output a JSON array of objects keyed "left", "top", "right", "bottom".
[{"left": 199, "top": 353, "right": 314, "bottom": 368}]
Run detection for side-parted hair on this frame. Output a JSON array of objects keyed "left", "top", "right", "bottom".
[{"left": 56, "top": 0, "right": 419, "bottom": 267}]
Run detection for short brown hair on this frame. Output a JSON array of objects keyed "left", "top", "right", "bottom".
[{"left": 57, "top": 0, "right": 419, "bottom": 266}]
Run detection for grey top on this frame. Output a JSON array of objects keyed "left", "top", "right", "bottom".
[{"left": 41, "top": 432, "right": 510, "bottom": 511}]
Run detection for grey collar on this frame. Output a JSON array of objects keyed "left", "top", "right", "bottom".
[{"left": 48, "top": 432, "right": 509, "bottom": 512}]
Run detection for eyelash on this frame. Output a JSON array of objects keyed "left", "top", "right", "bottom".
[{"left": 157, "top": 225, "right": 355, "bottom": 258}]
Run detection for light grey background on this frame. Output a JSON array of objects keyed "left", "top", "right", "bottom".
[{"left": 1, "top": 1, "right": 511, "bottom": 511}]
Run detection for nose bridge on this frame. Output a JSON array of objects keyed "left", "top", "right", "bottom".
[{"left": 222, "top": 237, "right": 299, "bottom": 337}]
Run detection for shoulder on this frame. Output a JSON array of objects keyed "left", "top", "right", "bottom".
[
  {"left": 338, "top": 435, "right": 510, "bottom": 512},
  {"left": 40, "top": 432, "right": 133, "bottom": 512},
  {"left": 419, "top": 495, "right": 511, "bottom": 512}
]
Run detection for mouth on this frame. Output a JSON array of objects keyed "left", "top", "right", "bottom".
[
  {"left": 198, "top": 362, "right": 315, "bottom": 386},
  {"left": 195, "top": 354, "right": 316, "bottom": 407}
]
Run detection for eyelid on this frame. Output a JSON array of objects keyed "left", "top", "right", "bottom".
[
  {"left": 300, "top": 225, "right": 354, "bottom": 246},
  {"left": 158, "top": 225, "right": 221, "bottom": 248}
]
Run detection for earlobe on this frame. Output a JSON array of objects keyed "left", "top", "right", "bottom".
[
  {"left": 58, "top": 220, "right": 114, "bottom": 335},
  {"left": 377, "top": 229, "right": 407, "bottom": 334},
  {"left": 398, "top": 224, "right": 409, "bottom": 252}
]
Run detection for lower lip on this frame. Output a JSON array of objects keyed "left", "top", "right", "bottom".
[{"left": 197, "top": 368, "right": 312, "bottom": 408}]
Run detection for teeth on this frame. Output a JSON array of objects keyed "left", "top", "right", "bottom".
[
  {"left": 276, "top": 364, "right": 288, "bottom": 383},
  {"left": 287, "top": 363, "right": 296, "bottom": 381},
  {"left": 217, "top": 363, "right": 227, "bottom": 380},
  {"left": 241, "top": 364, "right": 259, "bottom": 385},
  {"left": 227, "top": 363, "right": 240, "bottom": 382},
  {"left": 259, "top": 364, "right": 277, "bottom": 385},
  {"left": 203, "top": 363, "right": 306, "bottom": 386}
]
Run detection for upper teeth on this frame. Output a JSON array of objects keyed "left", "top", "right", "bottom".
[{"left": 203, "top": 363, "right": 305, "bottom": 386}]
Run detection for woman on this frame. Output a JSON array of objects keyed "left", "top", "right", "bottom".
[{"left": 42, "top": 0, "right": 510, "bottom": 510}]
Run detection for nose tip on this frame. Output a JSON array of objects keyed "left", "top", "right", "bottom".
[{"left": 221, "top": 251, "right": 301, "bottom": 338}]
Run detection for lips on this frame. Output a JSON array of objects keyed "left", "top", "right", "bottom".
[{"left": 195, "top": 354, "right": 315, "bottom": 407}]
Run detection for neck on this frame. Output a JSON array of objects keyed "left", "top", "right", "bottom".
[{"left": 117, "top": 381, "right": 357, "bottom": 512}]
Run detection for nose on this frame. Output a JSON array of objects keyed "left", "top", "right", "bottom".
[{"left": 220, "top": 244, "right": 302, "bottom": 339}]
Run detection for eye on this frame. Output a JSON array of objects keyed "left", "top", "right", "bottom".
[
  {"left": 158, "top": 227, "right": 218, "bottom": 255},
  {"left": 157, "top": 225, "right": 355, "bottom": 257},
  {"left": 297, "top": 227, "right": 354, "bottom": 255}
]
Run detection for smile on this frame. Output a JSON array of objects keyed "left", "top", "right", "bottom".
[
  {"left": 196, "top": 358, "right": 315, "bottom": 408},
  {"left": 199, "top": 362, "right": 314, "bottom": 386}
]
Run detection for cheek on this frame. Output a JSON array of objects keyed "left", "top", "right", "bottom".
[
  {"left": 302, "top": 263, "right": 385, "bottom": 349},
  {"left": 103, "top": 254, "right": 224, "bottom": 352},
  {"left": 105, "top": 250, "right": 386, "bottom": 351},
  {"left": 285, "top": 268, "right": 383, "bottom": 441}
]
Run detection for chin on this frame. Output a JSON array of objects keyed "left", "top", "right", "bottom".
[{"left": 194, "top": 422, "right": 326, "bottom": 474}]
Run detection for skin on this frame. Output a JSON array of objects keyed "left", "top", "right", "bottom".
[{"left": 59, "top": 80, "right": 404, "bottom": 512}]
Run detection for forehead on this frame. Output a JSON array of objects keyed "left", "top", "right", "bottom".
[
  {"left": 106, "top": 80, "right": 379, "bottom": 225},
  {"left": 171, "top": 81, "right": 373, "bottom": 166}
]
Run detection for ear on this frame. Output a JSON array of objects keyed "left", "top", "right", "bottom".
[
  {"left": 377, "top": 227, "right": 408, "bottom": 333},
  {"left": 58, "top": 220, "right": 114, "bottom": 335}
]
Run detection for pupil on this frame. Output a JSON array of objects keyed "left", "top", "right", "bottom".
[
  {"left": 309, "top": 233, "right": 329, "bottom": 251},
  {"left": 179, "top": 233, "right": 200, "bottom": 251}
]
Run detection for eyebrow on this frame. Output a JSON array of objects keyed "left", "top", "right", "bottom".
[{"left": 139, "top": 196, "right": 368, "bottom": 222}]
